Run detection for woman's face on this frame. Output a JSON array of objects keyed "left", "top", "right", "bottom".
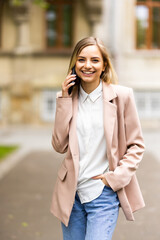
[{"left": 75, "top": 45, "right": 105, "bottom": 87}]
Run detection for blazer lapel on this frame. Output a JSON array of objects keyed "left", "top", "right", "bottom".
[
  {"left": 69, "top": 89, "right": 79, "bottom": 179},
  {"left": 103, "top": 82, "right": 117, "bottom": 170}
]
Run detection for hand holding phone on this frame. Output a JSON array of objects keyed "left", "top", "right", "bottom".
[
  {"left": 62, "top": 68, "right": 76, "bottom": 97},
  {"left": 68, "top": 66, "right": 80, "bottom": 95}
]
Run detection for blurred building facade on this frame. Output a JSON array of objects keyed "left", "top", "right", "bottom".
[
  {"left": 0, "top": 0, "right": 160, "bottom": 128},
  {"left": 0, "top": 0, "right": 103, "bottom": 125},
  {"left": 102, "top": 0, "right": 160, "bottom": 128}
]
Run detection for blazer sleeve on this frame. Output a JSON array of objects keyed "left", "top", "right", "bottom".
[
  {"left": 105, "top": 88, "right": 145, "bottom": 192},
  {"left": 51, "top": 92, "right": 72, "bottom": 153}
]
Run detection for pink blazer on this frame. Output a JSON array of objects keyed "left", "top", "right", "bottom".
[{"left": 51, "top": 82, "right": 145, "bottom": 227}]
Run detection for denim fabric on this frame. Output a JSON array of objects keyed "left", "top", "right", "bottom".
[{"left": 61, "top": 186, "right": 119, "bottom": 240}]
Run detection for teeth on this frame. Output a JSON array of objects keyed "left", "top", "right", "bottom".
[{"left": 83, "top": 71, "right": 94, "bottom": 74}]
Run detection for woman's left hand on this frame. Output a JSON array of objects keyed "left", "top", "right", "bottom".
[{"left": 92, "top": 174, "right": 111, "bottom": 187}]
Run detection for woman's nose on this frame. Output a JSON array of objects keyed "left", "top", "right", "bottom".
[{"left": 84, "top": 60, "right": 92, "bottom": 68}]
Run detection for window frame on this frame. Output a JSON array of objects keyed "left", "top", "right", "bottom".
[
  {"left": 134, "top": 90, "right": 160, "bottom": 119},
  {"left": 136, "top": 0, "right": 160, "bottom": 49},
  {"left": 41, "top": 89, "right": 58, "bottom": 122},
  {"left": 45, "top": 0, "right": 74, "bottom": 53}
]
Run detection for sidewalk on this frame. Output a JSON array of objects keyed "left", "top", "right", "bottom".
[
  {"left": 0, "top": 125, "right": 53, "bottom": 150},
  {"left": 0, "top": 126, "right": 160, "bottom": 240},
  {"left": 0, "top": 150, "right": 63, "bottom": 240},
  {"left": 0, "top": 125, "right": 53, "bottom": 179}
]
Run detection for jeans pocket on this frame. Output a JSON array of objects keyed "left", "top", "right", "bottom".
[{"left": 104, "top": 185, "right": 112, "bottom": 190}]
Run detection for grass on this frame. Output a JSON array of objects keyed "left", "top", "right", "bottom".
[{"left": 0, "top": 145, "right": 19, "bottom": 162}]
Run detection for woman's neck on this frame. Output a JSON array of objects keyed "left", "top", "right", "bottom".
[{"left": 80, "top": 80, "right": 100, "bottom": 94}]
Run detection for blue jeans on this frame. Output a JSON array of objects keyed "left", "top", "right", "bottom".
[{"left": 61, "top": 186, "right": 119, "bottom": 240}]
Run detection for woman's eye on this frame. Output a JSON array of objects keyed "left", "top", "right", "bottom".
[
  {"left": 77, "top": 58, "right": 99, "bottom": 63},
  {"left": 78, "top": 59, "right": 85, "bottom": 62},
  {"left": 92, "top": 59, "right": 99, "bottom": 63}
]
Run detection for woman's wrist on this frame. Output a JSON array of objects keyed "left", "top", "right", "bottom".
[{"left": 62, "top": 92, "right": 71, "bottom": 98}]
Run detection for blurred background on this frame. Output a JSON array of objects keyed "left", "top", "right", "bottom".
[
  {"left": 0, "top": 0, "right": 160, "bottom": 239},
  {"left": 0, "top": 0, "right": 160, "bottom": 127}
]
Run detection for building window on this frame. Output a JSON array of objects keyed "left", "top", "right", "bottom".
[
  {"left": 134, "top": 91, "right": 160, "bottom": 118},
  {"left": 46, "top": 0, "right": 73, "bottom": 50},
  {"left": 0, "top": 1, "right": 5, "bottom": 48},
  {"left": 136, "top": 0, "right": 160, "bottom": 49},
  {"left": 41, "top": 89, "right": 57, "bottom": 121}
]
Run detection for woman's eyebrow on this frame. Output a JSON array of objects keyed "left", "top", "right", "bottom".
[
  {"left": 77, "top": 56, "right": 86, "bottom": 58},
  {"left": 77, "top": 56, "right": 101, "bottom": 59},
  {"left": 91, "top": 57, "right": 101, "bottom": 59}
]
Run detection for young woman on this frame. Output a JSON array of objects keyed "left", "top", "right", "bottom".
[{"left": 51, "top": 37, "right": 145, "bottom": 240}]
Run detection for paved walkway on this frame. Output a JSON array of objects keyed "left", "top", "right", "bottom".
[
  {"left": 0, "top": 125, "right": 53, "bottom": 179},
  {"left": 0, "top": 126, "right": 160, "bottom": 240}
]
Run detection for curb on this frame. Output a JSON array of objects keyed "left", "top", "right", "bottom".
[{"left": 0, "top": 146, "right": 30, "bottom": 180}]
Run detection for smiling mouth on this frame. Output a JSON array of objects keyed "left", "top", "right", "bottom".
[{"left": 81, "top": 70, "right": 95, "bottom": 74}]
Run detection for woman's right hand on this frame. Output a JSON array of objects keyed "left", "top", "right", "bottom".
[{"left": 62, "top": 71, "right": 76, "bottom": 98}]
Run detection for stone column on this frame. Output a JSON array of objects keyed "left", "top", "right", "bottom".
[
  {"left": 9, "top": 0, "right": 32, "bottom": 54},
  {"left": 8, "top": 1, "right": 33, "bottom": 123},
  {"left": 83, "top": 0, "right": 102, "bottom": 36}
]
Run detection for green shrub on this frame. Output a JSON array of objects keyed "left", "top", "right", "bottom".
[{"left": 0, "top": 145, "right": 19, "bottom": 162}]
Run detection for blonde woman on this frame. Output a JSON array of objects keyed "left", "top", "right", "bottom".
[{"left": 51, "top": 37, "right": 145, "bottom": 240}]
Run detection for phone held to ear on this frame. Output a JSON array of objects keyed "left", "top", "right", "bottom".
[{"left": 68, "top": 66, "right": 80, "bottom": 95}]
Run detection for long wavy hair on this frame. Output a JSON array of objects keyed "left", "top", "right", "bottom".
[{"left": 68, "top": 37, "right": 118, "bottom": 84}]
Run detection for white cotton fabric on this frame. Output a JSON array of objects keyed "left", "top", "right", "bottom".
[{"left": 76, "top": 81, "right": 109, "bottom": 203}]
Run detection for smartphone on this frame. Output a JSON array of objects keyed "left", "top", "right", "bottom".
[{"left": 68, "top": 66, "right": 80, "bottom": 95}]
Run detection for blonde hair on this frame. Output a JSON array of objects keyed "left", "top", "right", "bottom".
[{"left": 68, "top": 37, "right": 118, "bottom": 84}]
